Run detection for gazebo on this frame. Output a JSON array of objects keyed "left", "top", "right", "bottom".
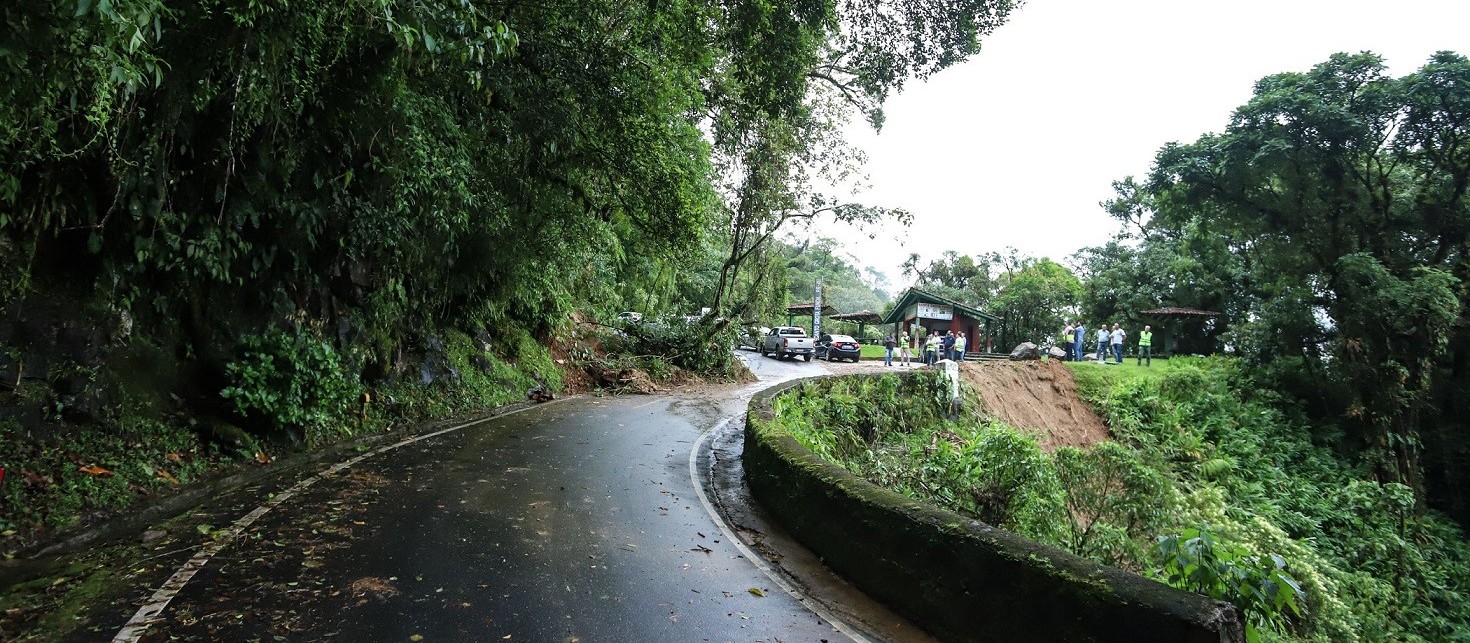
[
  {"left": 785, "top": 301, "right": 837, "bottom": 329},
  {"left": 1140, "top": 307, "right": 1222, "bottom": 357},
  {"left": 828, "top": 310, "right": 884, "bottom": 340}
]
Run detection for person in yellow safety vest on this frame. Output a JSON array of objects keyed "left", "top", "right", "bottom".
[{"left": 1137, "top": 325, "right": 1154, "bottom": 367}]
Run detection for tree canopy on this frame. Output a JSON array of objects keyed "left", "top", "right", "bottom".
[
  {"left": 1095, "top": 51, "right": 1470, "bottom": 523},
  {"left": 0, "top": 0, "right": 1017, "bottom": 353}
]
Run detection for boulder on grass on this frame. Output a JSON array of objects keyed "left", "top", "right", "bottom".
[
  {"left": 1047, "top": 346, "right": 1067, "bottom": 360},
  {"left": 1008, "top": 342, "right": 1041, "bottom": 361}
]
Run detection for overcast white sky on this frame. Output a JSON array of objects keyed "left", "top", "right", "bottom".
[{"left": 822, "top": 0, "right": 1470, "bottom": 294}]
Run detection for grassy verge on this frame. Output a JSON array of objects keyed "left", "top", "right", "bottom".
[{"left": 0, "top": 325, "right": 560, "bottom": 556}]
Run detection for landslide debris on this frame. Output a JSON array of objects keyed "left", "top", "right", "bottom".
[{"left": 958, "top": 360, "right": 1109, "bottom": 451}]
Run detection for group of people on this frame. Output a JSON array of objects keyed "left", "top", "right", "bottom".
[
  {"left": 883, "top": 330, "right": 968, "bottom": 367},
  {"left": 1061, "top": 321, "right": 1154, "bottom": 366}
]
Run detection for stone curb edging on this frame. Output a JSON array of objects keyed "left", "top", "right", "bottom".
[{"left": 743, "top": 373, "right": 1244, "bottom": 643}]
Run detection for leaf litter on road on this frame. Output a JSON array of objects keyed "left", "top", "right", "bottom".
[{"left": 349, "top": 577, "right": 400, "bottom": 604}]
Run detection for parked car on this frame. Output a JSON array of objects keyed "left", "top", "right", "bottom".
[
  {"left": 738, "top": 326, "right": 768, "bottom": 351},
  {"left": 761, "top": 326, "right": 815, "bottom": 361},
  {"left": 617, "top": 311, "right": 643, "bottom": 323},
  {"left": 815, "top": 334, "right": 861, "bottom": 362}
]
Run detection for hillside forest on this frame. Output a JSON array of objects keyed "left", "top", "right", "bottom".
[
  {"left": 0, "top": 0, "right": 1019, "bottom": 545},
  {"left": 2, "top": 3, "right": 1470, "bottom": 639}
]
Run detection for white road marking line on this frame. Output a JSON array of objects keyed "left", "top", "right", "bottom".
[
  {"left": 112, "top": 402, "right": 557, "bottom": 643},
  {"left": 688, "top": 416, "right": 873, "bottom": 643}
]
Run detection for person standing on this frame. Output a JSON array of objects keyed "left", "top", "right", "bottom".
[
  {"left": 955, "top": 332, "right": 967, "bottom": 362},
  {"left": 898, "top": 331, "right": 913, "bottom": 367},
  {"left": 1110, "top": 323, "right": 1126, "bottom": 364},
  {"left": 1096, "top": 326, "right": 1109, "bottom": 363},
  {"left": 1137, "top": 325, "right": 1153, "bottom": 367},
  {"left": 1062, "top": 323, "right": 1075, "bottom": 361},
  {"left": 1073, "top": 322, "right": 1087, "bottom": 362},
  {"left": 883, "top": 333, "right": 897, "bottom": 367},
  {"left": 941, "top": 331, "right": 956, "bottom": 361},
  {"left": 924, "top": 334, "right": 938, "bottom": 366}
]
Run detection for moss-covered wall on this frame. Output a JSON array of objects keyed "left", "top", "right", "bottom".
[{"left": 745, "top": 374, "right": 1244, "bottom": 643}]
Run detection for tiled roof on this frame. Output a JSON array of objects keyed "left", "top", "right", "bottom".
[
  {"left": 1141, "top": 307, "right": 1222, "bottom": 317},
  {"left": 829, "top": 310, "right": 882, "bottom": 321},
  {"left": 787, "top": 302, "right": 837, "bottom": 315}
]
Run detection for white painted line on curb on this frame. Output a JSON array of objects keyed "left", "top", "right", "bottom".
[
  {"left": 112, "top": 402, "right": 556, "bottom": 643},
  {"left": 688, "top": 416, "right": 873, "bottom": 643}
]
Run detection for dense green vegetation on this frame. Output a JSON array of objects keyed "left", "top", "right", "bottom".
[
  {"left": 0, "top": 0, "right": 1018, "bottom": 546},
  {"left": 1074, "top": 52, "right": 1470, "bottom": 527},
  {"left": 775, "top": 363, "right": 1470, "bottom": 641},
  {"left": 7, "top": 5, "right": 1470, "bottom": 642},
  {"left": 0, "top": 323, "right": 560, "bottom": 536},
  {"left": 657, "top": 234, "right": 894, "bottom": 336},
  {"left": 901, "top": 249, "right": 1082, "bottom": 348},
  {"left": 891, "top": 54, "right": 1470, "bottom": 541},
  {"left": 783, "top": 238, "right": 891, "bottom": 316}
]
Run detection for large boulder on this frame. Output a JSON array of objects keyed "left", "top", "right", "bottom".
[
  {"left": 1047, "top": 346, "right": 1067, "bottom": 360},
  {"left": 1008, "top": 342, "right": 1041, "bottom": 361}
]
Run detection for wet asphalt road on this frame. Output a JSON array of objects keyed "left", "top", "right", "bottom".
[{"left": 116, "top": 353, "right": 898, "bottom": 642}]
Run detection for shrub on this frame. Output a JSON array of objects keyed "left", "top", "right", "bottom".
[
  {"left": 1156, "top": 525, "right": 1304, "bottom": 642},
  {"left": 220, "top": 327, "right": 359, "bottom": 445},
  {"left": 1055, "top": 442, "right": 1171, "bottom": 568}
]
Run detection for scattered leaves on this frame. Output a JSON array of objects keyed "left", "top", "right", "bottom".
[
  {"left": 747, "top": 587, "right": 765, "bottom": 597},
  {"left": 78, "top": 464, "right": 113, "bottom": 476},
  {"left": 350, "top": 577, "right": 400, "bottom": 604}
]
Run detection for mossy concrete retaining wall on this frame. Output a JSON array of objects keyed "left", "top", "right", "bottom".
[{"left": 744, "top": 374, "right": 1243, "bottom": 643}]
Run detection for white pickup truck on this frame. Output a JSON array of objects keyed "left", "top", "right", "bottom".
[{"left": 761, "top": 326, "right": 815, "bottom": 361}]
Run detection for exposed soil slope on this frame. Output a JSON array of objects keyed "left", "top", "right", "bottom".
[{"left": 958, "top": 360, "right": 1109, "bottom": 451}]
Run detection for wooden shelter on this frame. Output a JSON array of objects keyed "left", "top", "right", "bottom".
[
  {"left": 881, "top": 288, "right": 1000, "bottom": 353},
  {"left": 1140, "top": 307, "right": 1222, "bottom": 357},
  {"left": 785, "top": 301, "right": 837, "bottom": 330}
]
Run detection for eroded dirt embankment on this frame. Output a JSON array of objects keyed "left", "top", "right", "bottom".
[{"left": 957, "top": 360, "right": 1109, "bottom": 451}]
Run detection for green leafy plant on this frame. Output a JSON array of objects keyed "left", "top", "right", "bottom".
[
  {"left": 1156, "top": 526, "right": 1305, "bottom": 642},
  {"left": 220, "top": 328, "right": 358, "bottom": 445},
  {"left": 0, "top": 416, "right": 215, "bottom": 539},
  {"left": 1054, "top": 442, "right": 1169, "bottom": 568}
]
